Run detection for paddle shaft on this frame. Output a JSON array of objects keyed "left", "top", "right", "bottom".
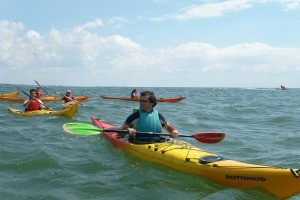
[
  {"left": 104, "top": 129, "right": 193, "bottom": 137},
  {"left": 16, "top": 86, "right": 51, "bottom": 110},
  {"left": 34, "top": 80, "right": 52, "bottom": 96},
  {"left": 63, "top": 122, "right": 225, "bottom": 143},
  {"left": 100, "top": 129, "right": 224, "bottom": 143},
  {"left": 65, "top": 126, "right": 192, "bottom": 137},
  {"left": 15, "top": 86, "right": 30, "bottom": 96}
]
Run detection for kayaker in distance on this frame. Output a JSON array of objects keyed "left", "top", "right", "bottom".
[
  {"left": 120, "top": 90, "right": 179, "bottom": 142},
  {"left": 130, "top": 89, "right": 139, "bottom": 98},
  {"left": 280, "top": 85, "right": 287, "bottom": 90},
  {"left": 61, "top": 90, "right": 75, "bottom": 103},
  {"left": 276, "top": 85, "right": 288, "bottom": 90},
  {"left": 23, "top": 89, "right": 50, "bottom": 112},
  {"left": 36, "top": 87, "right": 43, "bottom": 98}
]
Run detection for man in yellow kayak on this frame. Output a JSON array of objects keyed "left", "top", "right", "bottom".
[
  {"left": 23, "top": 89, "right": 50, "bottom": 112},
  {"left": 120, "top": 90, "right": 179, "bottom": 142}
]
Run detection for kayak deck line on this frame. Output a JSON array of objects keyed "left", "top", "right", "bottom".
[
  {"left": 141, "top": 139, "right": 300, "bottom": 175},
  {"left": 144, "top": 139, "right": 215, "bottom": 163},
  {"left": 205, "top": 163, "right": 299, "bottom": 171}
]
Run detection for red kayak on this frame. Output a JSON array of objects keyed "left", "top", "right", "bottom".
[{"left": 100, "top": 95, "right": 186, "bottom": 103}]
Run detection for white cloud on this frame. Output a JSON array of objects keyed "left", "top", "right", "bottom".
[
  {"left": 26, "top": 30, "right": 41, "bottom": 41},
  {"left": 155, "top": 42, "right": 300, "bottom": 74},
  {"left": 151, "top": 0, "right": 300, "bottom": 21},
  {"left": 276, "top": 0, "right": 300, "bottom": 10},
  {"left": 1, "top": 19, "right": 300, "bottom": 87},
  {"left": 0, "top": 20, "right": 144, "bottom": 69},
  {"left": 105, "top": 17, "right": 128, "bottom": 28},
  {"left": 152, "top": 0, "right": 253, "bottom": 21},
  {"left": 74, "top": 18, "right": 104, "bottom": 32}
]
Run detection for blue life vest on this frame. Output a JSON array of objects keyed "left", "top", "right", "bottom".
[{"left": 136, "top": 108, "right": 162, "bottom": 132}]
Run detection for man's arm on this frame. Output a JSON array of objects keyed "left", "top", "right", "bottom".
[{"left": 159, "top": 113, "right": 178, "bottom": 138}]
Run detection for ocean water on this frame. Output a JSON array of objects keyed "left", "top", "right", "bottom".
[{"left": 1, "top": 85, "right": 299, "bottom": 200}]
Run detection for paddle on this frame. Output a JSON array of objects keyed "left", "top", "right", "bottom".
[
  {"left": 63, "top": 122, "right": 225, "bottom": 144},
  {"left": 34, "top": 80, "right": 52, "bottom": 96},
  {"left": 15, "top": 86, "right": 52, "bottom": 110},
  {"left": 44, "top": 86, "right": 88, "bottom": 107}
]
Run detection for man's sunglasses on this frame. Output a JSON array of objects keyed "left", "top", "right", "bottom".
[{"left": 139, "top": 99, "right": 148, "bottom": 103}]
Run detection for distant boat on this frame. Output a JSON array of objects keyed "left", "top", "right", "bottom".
[{"left": 276, "top": 85, "right": 288, "bottom": 90}]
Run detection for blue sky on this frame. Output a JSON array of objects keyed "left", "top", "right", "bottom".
[{"left": 1, "top": 0, "right": 300, "bottom": 87}]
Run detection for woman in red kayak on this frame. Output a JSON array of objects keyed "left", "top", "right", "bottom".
[{"left": 130, "top": 89, "right": 139, "bottom": 99}]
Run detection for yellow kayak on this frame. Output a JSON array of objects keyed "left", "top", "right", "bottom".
[
  {"left": 8, "top": 103, "right": 78, "bottom": 118},
  {"left": 0, "top": 91, "right": 20, "bottom": 97},
  {"left": 91, "top": 116, "right": 300, "bottom": 199},
  {"left": 62, "top": 101, "right": 76, "bottom": 109},
  {"left": 62, "top": 96, "right": 90, "bottom": 108},
  {"left": 0, "top": 96, "right": 61, "bottom": 102}
]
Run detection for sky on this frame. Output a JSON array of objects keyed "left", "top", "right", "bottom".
[{"left": 1, "top": 0, "right": 300, "bottom": 88}]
